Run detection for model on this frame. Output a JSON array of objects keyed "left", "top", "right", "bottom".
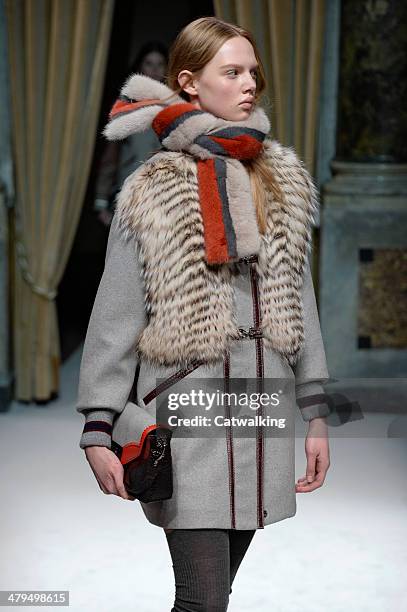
[{"left": 76, "top": 16, "right": 331, "bottom": 612}]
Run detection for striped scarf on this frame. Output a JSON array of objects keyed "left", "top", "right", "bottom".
[{"left": 103, "top": 73, "right": 271, "bottom": 264}]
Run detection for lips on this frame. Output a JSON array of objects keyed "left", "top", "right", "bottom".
[{"left": 239, "top": 99, "right": 254, "bottom": 106}]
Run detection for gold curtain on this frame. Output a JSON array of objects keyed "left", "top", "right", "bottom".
[
  {"left": 214, "top": 0, "right": 326, "bottom": 171},
  {"left": 6, "top": 0, "right": 115, "bottom": 401}
]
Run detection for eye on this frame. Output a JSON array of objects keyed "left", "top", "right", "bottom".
[{"left": 226, "top": 68, "right": 258, "bottom": 79}]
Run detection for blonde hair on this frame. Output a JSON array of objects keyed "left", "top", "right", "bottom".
[{"left": 162, "top": 16, "right": 283, "bottom": 234}]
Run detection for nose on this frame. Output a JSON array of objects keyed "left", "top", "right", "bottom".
[{"left": 243, "top": 73, "right": 256, "bottom": 94}]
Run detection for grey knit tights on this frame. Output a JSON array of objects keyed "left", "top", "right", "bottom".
[{"left": 164, "top": 528, "right": 256, "bottom": 611}]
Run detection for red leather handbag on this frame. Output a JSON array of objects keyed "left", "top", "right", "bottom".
[{"left": 110, "top": 401, "right": 173, "bottom": 503}]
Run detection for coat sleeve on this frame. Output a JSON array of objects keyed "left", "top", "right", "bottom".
[
  {"left": 94, "top": 140, "right": 121, "bottom": 210},
  {"left": 293, "top": 254, "right": 331, "bottom": 422},
  {"left": 75, "top": 211, "right": 147, "bottom": 449}
]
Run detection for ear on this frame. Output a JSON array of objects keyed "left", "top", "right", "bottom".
[{"left": 177, "top": 70, "right": 197, "bottom": 97}]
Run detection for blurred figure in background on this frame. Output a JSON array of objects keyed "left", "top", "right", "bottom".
[{"left": 94, "top": 41, "right": 168, "bottom": 226}]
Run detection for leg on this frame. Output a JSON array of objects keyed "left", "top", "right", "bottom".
[
  {"left": 228, "top": 529, "right": 256, "bottom": 595},
  {"left": 164, "top": 528, "right": 231, "bottom": 611}
]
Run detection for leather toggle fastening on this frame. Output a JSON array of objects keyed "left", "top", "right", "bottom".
[
  {"left": 237, "top": 254, "right": 259, "bottom": 264},
  {"left": 238, "top": 326, "right": 263, "bottom": 339}
]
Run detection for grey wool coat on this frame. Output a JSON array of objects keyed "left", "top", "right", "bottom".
[{"left": 76, "top": 136, "right": 330, "bottom": 531}]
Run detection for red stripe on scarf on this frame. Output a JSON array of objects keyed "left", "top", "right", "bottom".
[
  {"left": 152, "top": 103, "right": 196, "bottom": 137},
  {"left": 109, "top": 98, "right": 163, "bottom": 119},
  {"left": 197, "top": 159, "right": 229, "bottom": 264},
  {"left": 210, "top": 134, "right": 263, "bottom": 159}
]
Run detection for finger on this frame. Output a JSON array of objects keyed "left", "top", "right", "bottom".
[
  {"left": 92, "top": 472, "right": 109, "bottom": 495},
  {"left": 296, "top": 481, "right": 319, "bottom": 492},
  {"left": 306, "top": 453, "right": 317, "bottom": 483},
  {"left": 104, "top": 472, "right": 121, "bottom": 496},
  {"left": 296, "top": 485, "right": 316, "bottom": 493},
  {"left": 97, "top": 479, "right": 110, "bottom": 495},
  {"left": 315, "top": 465, "right": 329, "bottom": 486},
  {"left": 111, "top": 470, "right": 130, "bottom": 500},
  {"left": 296, "top": 471, "right": 325, "bottom": 492},
  {"left": 315, "top": 457, "right": 330, "bottom": 485},
  {"left": 297, "top": 475, "right": 307, "bottom": 483},
  {"left": 299, "top": 469, "right": 324, "bottom": 487}
]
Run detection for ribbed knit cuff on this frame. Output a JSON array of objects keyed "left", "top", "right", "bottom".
[
  {"left": 295, "top": 381, "right": 331, "bottom": 422},
  {"left": 94, "top": 198, "right": 110, "bottom": 211},
  {"left": 79, "top": 409, "right": 115, "bottom": 449}
]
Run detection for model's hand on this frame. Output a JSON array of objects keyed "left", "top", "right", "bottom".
[
  {"left": 296, "top": 417, "right": 330, "bottom": 493},
  {"left": 84, "top": 446, "right": 136, "bottom": 501}
]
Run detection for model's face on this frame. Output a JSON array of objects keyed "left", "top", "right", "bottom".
[
  {"left": 178, "top": 36, "right": 258, "bottom": 121},
  {"left": 141, "top": 51, "right": 167, "bottom": 82}
]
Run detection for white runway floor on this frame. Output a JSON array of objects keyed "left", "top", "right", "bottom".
[{"left": 1, "top": 346, "right": 406, "bottom": 611}]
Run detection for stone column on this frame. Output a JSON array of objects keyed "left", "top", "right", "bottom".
[{"left": 320, "top": 0, "right": 407, "bottom": 379}]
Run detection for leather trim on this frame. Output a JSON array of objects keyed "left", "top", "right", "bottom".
[
  {"left": 224, "top": 350, "right": 236, "bottom": 529},
  {"left": 249, "top": 261, "right": 265, "bottom": 528},
  {"left": 83, "top": 420, "right": 113, "bottom": 435},
  {"left": 297, "top": 393, "right": 329, "bottom": 409},
  {"left": 142, "top": 360, "right": 203, "bottom": 406}
]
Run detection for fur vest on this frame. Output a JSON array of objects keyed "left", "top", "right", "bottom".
[{"left": 114, "top": 137, "right": 319, "bottom": 370}]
